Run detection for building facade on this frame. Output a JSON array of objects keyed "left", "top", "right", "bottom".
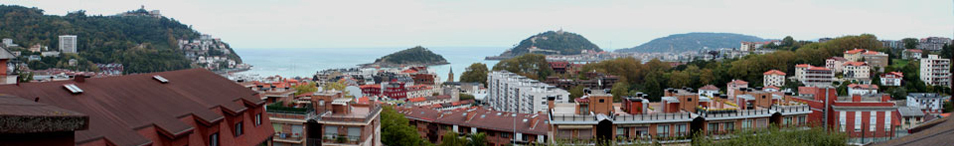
[
  {"left": 826, "top": 57, "right": 847, "bottom": 73},
  {"left": 906, "top": 93, "right": 949, "bottom": 114},
  {"left": 843, "top": 61, "right": 870, "bottom": 81},
  {"left": 795, "top": 64, "right": 834, "bottom": 87},
  {"left": 58, "top": 35, "right": 77, "bottom": 54},
  {"left": 880, "top": 72, "right": 903, "bottom": 86},
  {"left": 487, "top": 71, "right": 570, "bottom": 114},
  {"left": 763, "top": 70, "right": 786, "bottom": 87},
  {"left": 919, "top": 55, "right": 951, "bottom": 87}
]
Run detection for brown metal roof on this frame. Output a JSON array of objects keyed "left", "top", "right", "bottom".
[
  {"left": 399, "top": 107, "right": 548, "bottom": 135},
  {"left": 0, "top": 95, "right": 88, "bottom": 133},
  {"left": 874, "top": 116, "right": 954, "bottom": 146},
  {"left": 0, "top": 69, "right": 263, "bottom": 146}
]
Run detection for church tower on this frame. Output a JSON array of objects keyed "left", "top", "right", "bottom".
[{"left": 447, "top": 67, "right": 455, "bottom": 82}]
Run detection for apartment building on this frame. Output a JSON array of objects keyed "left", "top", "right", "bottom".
[
  {"left": 843, "top": 49, "right": 888, "bottom": 71},
  {"left": 906, "top": 93, "right": 950, "bottom": 114},
  {"left": 919, "top": 55, "right": 951, "bottom": 87},
  {"left": 847, "top": 84, "right": 878, "bottom": 95},
  {"left": 547, "top": 89, "right": 811, "bottom": 144},
  {"left": 903, "top": 49, "right": 923, "bottom": 60},
  {"left": 399, "top": 107, "right": 548, "bottom": 146},
  {"left": 795, "top": 64, "right": 834, "bottom": 87},
  {"left": 826, "top": 57, "right": 848, "bottom": 72},
  {"left": 58, "top": 35, "right": 77, "bottom": 54},
  {"left": 763, "top": 70, "right": 786, "bottom": 87},
  {"left": 789, "top": 86, "right": 898, "bottom": 142},
  {"left": 487, "top": 71, "right": 570, "bottom": 114},
  {"left": 0, "top": 69, "right": 274, "bottom": 146},
  {"left": 880, "top": 72, "right": 903, "bottom": 86},
  {"left": 843, "top": 61, "right": 870, "bottom": 82}
]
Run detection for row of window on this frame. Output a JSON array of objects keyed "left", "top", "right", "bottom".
[
  {"left": 838, "top": 111, "right": 892, "bottom": 133},
  {"left": 210, "top": 113, "right": 263, "bottom": 146}
]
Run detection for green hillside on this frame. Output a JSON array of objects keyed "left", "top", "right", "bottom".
[
  {"left": 0, "top": 5, "right": 239, "bottom": 73},
  {"left": 616, "top": 32, "right": 766, "bottom": 53},
  {"left": 499, "top": 30, "right": 602, "bottom": 57},
  {"left": 371, "top": 46, "right": 448, "bottom": 67}
]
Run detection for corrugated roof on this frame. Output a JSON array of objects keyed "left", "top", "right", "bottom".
[{"left": 0, "top": 69, "right": 266, "bottom": 146}]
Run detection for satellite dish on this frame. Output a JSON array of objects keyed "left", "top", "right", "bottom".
[{"left": 345, "top": 86, "right": 363, "bottom": 97}]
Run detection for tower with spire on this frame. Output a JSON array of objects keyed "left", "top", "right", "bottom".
[{"left": 448, "top": 67, "right": 455, "bottom": 82}]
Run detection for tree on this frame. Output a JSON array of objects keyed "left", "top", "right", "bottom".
[
  {"left": 782, "top": 36, "right": 795, "bottom": 47},
  {"left": 467, "top": 133, "right": 487, "bottom": 146},
  {"left": 699, "top": 69, "right": 714, "bottom": 85},
  {"left": 902, "top": 38, "right": 919, "bottom": 49},
  {"left": 459, "top": 93, "right": 475, "bottom": 101},
  {"left": 944, "top": 101, "right": 953, "bottom": 113},
  {"left": 668, "top": 71, "right": 691, "bottom": 88},
  {"left": 642, "top": 71, "right": 666, "bottom": 101},
  {"left": 438, "top": 131, "right": 467, "bottom": 146},
  {"left": 692, "top": 127, "right": 848, "bottom": 146},
  {"left": 492, "top": 54, "right": 554, "bottom": 81},
  {"left": 611, "top": 82, "right": 630, "bottom": 101},
  {"left": 459, "top": 63, "right": 489, "bottom": 86},
  {"left": 837, "top": 82, "right": 849, "bottom": 96},
  {"left": 381, "top": 106, "right": 430, "bottom": 146},
  {"left": 293, "top": 82, "right": 318, "bottom": 95},
  {"left": 569, "top": 85, "right": 585, "bottom": 101}
]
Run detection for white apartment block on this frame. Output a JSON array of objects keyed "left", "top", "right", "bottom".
[
  {"left": 847, "top": 84, "right": 878, "bottom": 95},
  {"left": 487, "top": 71, "right": 570, "bottom": 114},
  {"left": 763, "top": 70, "right": 785, "bottom": 87},
  {"left": 906, "top": 93, "right": 949, "bottom": 113},
  {"left": 842, "top": 61, "right": 869, "bottom": 80},
  {"left": 920, "top": 55, "right": 951, "bottom": 87},
  {"left": 880, "top": 72, "right": 903, "bottom": 86},
  {"left": 826, "top": 57, "right": 847, "bottom": 73},
  {"left": 59, "top": 35, "right": 77, "bottom": 54},
  {"left": 795, "top": 64, "right": 834, "bottom": 87}
]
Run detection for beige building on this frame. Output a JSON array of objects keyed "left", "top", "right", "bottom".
[
  {"left": 920, "top": 55, "right": 951, "bottom": 87},
  {"left": 763, "top": 70, "right": 786, "bottom": 87}
]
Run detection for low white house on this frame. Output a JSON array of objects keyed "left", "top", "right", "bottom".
[
  {"left": 847, "top": 84, "right": 878, "bottom": 95},
  {"left": 881, "top": 72, "right": 903, "bottom": 86}
]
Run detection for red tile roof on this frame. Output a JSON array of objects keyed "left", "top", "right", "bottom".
[
  {"left": 795, "top": 64, "right": 811, "bottom": 68},
  {"left": 699, "top": 85, "right": 719, "bottom": 91},
  {"left": 0, "top": 69, "right": 271, "bottom": 146},
  {"left": 398, "top": 106, "right": 548, "bottom": 135},
  {"left": 764, "top": 86, "right": 780, "bottom": 90},
  {"left": 729, "top": 79, "right": 748, "bottom": 85},
  {"left": 843, "top": 61, "right": 867, "bottom": 66},
  {"left": 881, "top": 72, "right": 904, "bottom": 78},
  {"left": 808, "top": 66, "right": 830, "bottom": 71},
  {"left": 827, "top": 57, "right": 847, "bottom": 61},
  {"left": 844, "top": 49, "right": 865, "bottom": 54},
  {"left": 848, "top": 84, "right": 878, "bottom": 89},
  {"left": 407, "top": 97, "right": 427, "bottom": 102},
  {"left": 763, "top": 70, "right": 786, "bottom": 76},
  {"left": 906, "top": 49, "right": 923, "bottom": 53},
  {"left": 863, "top": 51, "right": 883, "bottom": 55}
]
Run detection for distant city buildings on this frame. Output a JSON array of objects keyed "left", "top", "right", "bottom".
[
  {"left": 488, "top": 71, "right": 570, "bottom": 114},
  {"left": 919, "top": 55, "right": 950, "bottom": 87},
  {"left": 917, "top": 37, "right": 951, "bottom": 51},
  {"left": 58, "top": 35, "right": 77, "bottom": 54},
  {"left": 903, "top": 49, "right": 923, "bottom": 60}
]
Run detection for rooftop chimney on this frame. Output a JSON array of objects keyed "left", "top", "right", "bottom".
[
  {"left": 74, "top": 75, "right": 87, "bottom": 83},
  {"left": 851, "top": 94, "right": 861, "bottom": 102}
]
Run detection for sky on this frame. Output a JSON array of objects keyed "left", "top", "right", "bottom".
[{"left": 2, "top": 0, "right": 952, "bottom": 50}]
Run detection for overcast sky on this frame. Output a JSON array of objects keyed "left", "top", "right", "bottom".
[{"left": 2, "top": 0, "right": 952, "bottom": 50}]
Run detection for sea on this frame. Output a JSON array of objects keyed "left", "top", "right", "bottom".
[{"left": 231, "top": 47, "right": 506, "bottom": 81}]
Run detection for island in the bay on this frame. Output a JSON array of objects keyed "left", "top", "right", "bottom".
[
  {"left": 361, "top": 46, "right": 449, "bottom": 68},
  {"left": 486, "top": 30, "right": 602, "bottom": 60}
]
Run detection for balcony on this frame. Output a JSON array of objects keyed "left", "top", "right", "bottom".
[
  {"left": 273, "top": 133, "right": 304, "bottom": 143},
  {"left": 323, "top": 135, "right": 362, "bottom": 145}
]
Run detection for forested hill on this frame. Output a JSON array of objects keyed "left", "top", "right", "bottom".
[
  {"left": 497, "top": 30, "right": 602, "bottom": 57},
  {"left": 0, "top": 5, "right": 238, "bottom": 73},
  {"left": 368, "top": 46, "right": 448, "bottom": 67},
  {"left": 615, "top": 32, "right": 766, "bottom": 53}
]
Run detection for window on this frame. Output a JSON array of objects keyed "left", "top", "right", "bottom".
[
  {"left": 839, "top": 111, "right": 846, "bottom": 132},
  {"left": 676, "top": 124, "right": 687, "bottom": 136},
  {"left": 757, "top": 119, "right": 768, "bottom": 128},
  {"left": 292, "top": 125, "right": 303, "bottom": 137},
  {"left": 616, "top": 127, "right": 628, "bottom": 137},
  {"left": 657, "top": 124, "right": 669, "bottom": 137},
  {"left": 209, "top": 133, "right": 219, "bottom": 146},
  {"left": 708, "top": 123, "right": 719, "bottom": 134},
  {"left": 742, "top": 119, "right": 752, "bottom": 129},
  {"left": 885, "top": 111, "right": 892, "bottom": 132},
  {"left": 783, "top": 117, "right": 791, "bottom": 125},
  {"left": 273, "top": 123, "right": 282, "bottom": 133},
  {"left": 255, "top": 114, "right": 262, "bottom": 126},
  {"left": 348, "top": 127, "right": 361, "bottom": 142},
  {"left": 234, "top": 122, "right": 243, "bottom": 136},
  {"left": 854, "top": 111, "right": 861, "bottom": 132},
  {"left": 798, "top": 116, "right": 807, "bottom": 125},
  {"left": 325, "top": 126, "right": 338, "bottom": 139},
  {"left": 501, "top": 133, "right": 511, "bottom": 138},
  {"left": 599, "top": 99, "right": 605, "bottom": 103},
  {"left": 724, "top": 122, "right": 735, "bottom": 132},
  {"left": 580, "top": 106, "right": 589, "bottom": 114},
  {"left": 870, "top": 111, "right": 877, "bottom": 132}
]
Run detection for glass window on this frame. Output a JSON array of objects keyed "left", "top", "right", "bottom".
[
  {"left": 676, "top": 124, "right": 687, "bottom": 136},
  {"left": 855, "top": 111, "right": 861, "bottom": 132},
  {"left": 870, "top": 112, "right": 877, "bottom": 131},
  {"left": 742, "top": 119, "right": 752, "bottom": 129},
  {"left": 657, "top": 124, "right": 669, "bottom": 137},
  {"left": 839, "top": 111, "right": 846, "bottom": 132},
  {"left": 273, "top": 123, "right": 283, "bottom": 133},
  {"left": 348, "top": 127, "right": 361, "bottom": 142},
  {"left": 708, "top": 123, "right": 719, "bottom": 134},
  {"left": 234, "top": 122, "right": 243, "bottom": 136},
  {"left": 255, "top": 114, "right": 262, "bottom": 126},
  {"left": 209, "top": 133, "right": 219, "bottom": 146},
  {"left": 324, "top": 126, "right": 337, "bottom": 139},
  {"left": 724, "top": 122, "right": 735, "bottom": 132},
  {"left": 616, "top": 127, "right": 628, "bottom": 137}
]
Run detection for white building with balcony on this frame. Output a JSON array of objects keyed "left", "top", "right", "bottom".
[
  {"left": 920, "top": 55, "right": 951, "bottom": 87},
  {"left": 487, "top": 71, "right": 570, "bottom": 114}
]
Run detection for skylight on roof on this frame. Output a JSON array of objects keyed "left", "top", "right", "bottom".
[
  {"left": 63, "top": 84, "right": 83, "bottom": 94},
  {"left": 153, "top": 75, "right": 169, "bottom": 83}
]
